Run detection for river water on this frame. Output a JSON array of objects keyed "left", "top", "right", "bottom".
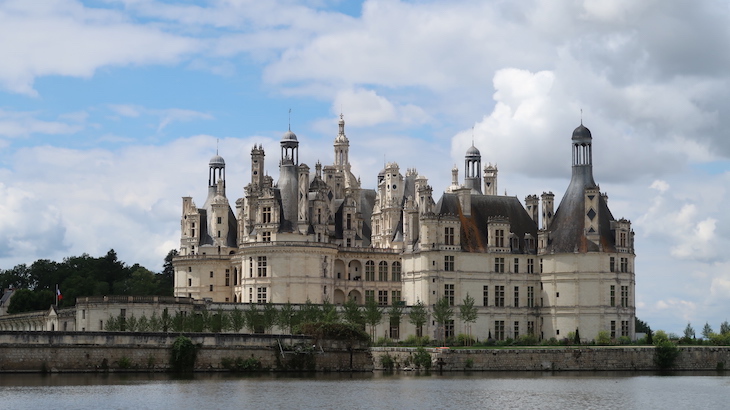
[{"left": 0, "top": 371, "right": 728, "bottom": 409}]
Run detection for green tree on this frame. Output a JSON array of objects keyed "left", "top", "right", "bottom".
[
  {"left": 721, "top": 321, "right": 730, "bottom": 335},
  {"left": 702, "top": 322, "right": 713, "bottom": 339},
  {"left": 363, "top": 298, "right": 383, "bottom": 341},
  {"left": 262, "top": 303, "right": 278, "bottom": 333},
  {"left": 160, "top": 249, "right": 178, "bottom": 296},
  {"left": 300, "top": 299, "right": 322, "bottom": 323},
  {"left": 321, "top": 297, "right": 339, "bottom": 323},
  {"left": 276, "top": 302, "right": 297, "bottom": 334},
  {"left": 7, "top": 288, "right": 55, "bottom": 314},
  {"left": 245, "top": 303, "right": 262, "bottom": 333},
  {"left": 635, "top": 317, "right": 651, "bottom": 334},
  {"left": 432, "top": 297, "right": 454, "bottom": 344},
  {"left": 458, "top": 294, "right": 478, "bottom": 345},
  {"left": 683, "top": 322, "right": 695, "bottom": 341},
  {"left": 230, "top": 307, "right": 246, "bottom": 332},
  {"left": 342, "top": 298, "right": 365, "bottom": 327},
  {"left": 408, "top": 300, "right": 429, "bottom": 344},
  {"left": 388, "top": 301, "right": 404, "bottom": 340}
]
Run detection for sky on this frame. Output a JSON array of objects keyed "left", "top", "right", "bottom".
[{"left": 1, "top": 0, "right": 729, "bottom": 334}]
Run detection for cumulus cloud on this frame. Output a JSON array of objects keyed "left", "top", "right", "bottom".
[
  {"left": 0, "top": 109, "right": 85, "bottom": 138},
  {"left": 332, "top": 88, "right": 429, "bottom": 127}
]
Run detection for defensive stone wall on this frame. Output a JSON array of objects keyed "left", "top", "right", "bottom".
[
  {"left": 371, "top": 346, "right": 730, "bottom": 371},
  {"left": 0, "top": 331, "right": 372, "bottom": 373}
]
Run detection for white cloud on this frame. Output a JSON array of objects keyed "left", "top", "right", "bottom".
[
  {"left": 0, "top": 109, "right": 85, "bottom": 138},
  {"left": 332, "top": 88, "right": 429, "bottom": 127}
]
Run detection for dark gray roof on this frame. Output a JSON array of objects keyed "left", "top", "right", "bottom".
[{"left": 434, "top": 193, "right": 538, "bottom": 253}]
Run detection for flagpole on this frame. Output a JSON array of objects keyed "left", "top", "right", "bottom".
[{"left": 55, "top": 284, "right": 58, "bottom": 307}]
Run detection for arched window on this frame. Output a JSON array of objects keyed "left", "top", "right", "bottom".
[
  {"left": 391, "top": 261, "right": 402, "bottom": 282},
  {"left": 378, "top": 261, "right": 388, "bottom": 282},
  {"left": 365, "top": 261, "right": 375, "bottom": 281}
]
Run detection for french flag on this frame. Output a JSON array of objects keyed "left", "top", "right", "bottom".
[{"left": 57, "top": 287, "right": 63, "bottom": 301}]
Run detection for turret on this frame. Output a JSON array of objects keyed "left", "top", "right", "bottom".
[
  {"left": 483, "top": 163, "right": 498, "bottom": 195},
  {"left": 278, "top": 128, "right": 300, "bottom": 230},
  {"left": 464, "top": 145, "right": 481, "bottom": 194}
]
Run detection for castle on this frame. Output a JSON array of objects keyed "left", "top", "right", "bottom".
[{"left": 173, "top": 115, "right": 636, "bottom": 341}]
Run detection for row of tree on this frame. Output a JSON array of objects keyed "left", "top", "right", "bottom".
[
  {"left": 0, "top": 249, "right": 176, "bottom": 314},
  {"left": 101, "top": 295, "right": 478, "bottom": 343}
]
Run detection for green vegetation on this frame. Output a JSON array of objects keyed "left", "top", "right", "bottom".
[
  {"left": 1, "top": 249, "right": 175, "bottom": 313},
  {"left": 221, "top": 356, "right": 263, "bottom": 372},
  {"left": 170, "top": 335, "right": 198, "bottom": 373},
  {"left": 432, "top": 297, "right": 453, "bottom": 344},
  {"left": 411, "top": 347, "right": 432, "bottom": 370},
  {"left": 654, "top": 340, "right": 680, "bottom": 369}
]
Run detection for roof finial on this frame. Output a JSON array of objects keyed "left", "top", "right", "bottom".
[
  {"left": 216, "top": 138, "right": 219, "bottom": 155},
  {"left": 472, "top": 126, "right": 475, "bottom": 146},
  {"left": 580, "top": 108, "right": 583, "bottom": 125},
  {"left": 288, "top": 108, "right": 291, "bottom": 131}
]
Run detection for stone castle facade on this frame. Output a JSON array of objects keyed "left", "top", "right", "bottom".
[{"left": 173, "top": 115, "right": 636, "bottom": 341}]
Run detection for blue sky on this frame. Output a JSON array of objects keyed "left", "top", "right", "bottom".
[{"left": 2, "top": 0, "right": 730, "bottom": 335}]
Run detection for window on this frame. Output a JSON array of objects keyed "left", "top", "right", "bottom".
[
  {"left": 621, "top": 285, "right": 629, "bottom": 307},
  {"left": 620, "top": 257, "right": 628, "bottom": 273},
  {"left": 317, "top": 208, "right": 322, "bottom": 224},
  {"left": 527, "top": 286, "right": 535, "bottom": 308},
  {"left": 527, "top": 258, "right": 534, "bottom": 274},
  {"left": 188, "top": 266, "right": 192, "bottom": 272},
  {"left": 262, "top": 232, "right": 271, "bottom": 242},
  {"left": 495, "top": 257, "right": 505, "bottom": 273},
  {"left": 365, "top": 261, "right": 375, "bottom": 281},
  {"left": 621, "top": 320, "right": 629, "bottom": 337},
  {"left": 483, "top": 286, "right": 489, "bottom": 306},
  {"left": 249, "top": 257, "right": 253, "bottom": 277},
  {"left": 610, "top": 257, "right": 615, "bottom": 272},
  {"left": 365, "top": 290, "right": 375, "bottom": 302},
  {"left": 540, "top": 258, "right": 543, "bottom": 273},
  {"left": 495, "top": 320, "right": 505, "bottom": 340},
  {"left": 378, "top": 261, "right": 388, "bottom": 281},
  {"left": 391, "top": 262, "right": 402, "bottom": 282},
  {"left": 346, "top": 238, "right": 352, "bottom": 247},
  {"left": 262, "top": 207, "right": 272, "bottom": 223},
  {"left": 217, "top": 216, "right": 222, "bottom": 224},
  {"left": 620, "top": 232, "right": 627, "bottom": 247},
  {"left": 210, "top": 271, "right": 214, "bottom": 278},
  {"left": 514, "top": 321, "right": 520, "bottom": 339},
  {"left": 444, "top": 320, "right": 455, "bottom": 339},
  {"left": 514, "top": 258, "right": 519, "bottom": 273},
  {"left": 514, "top": 286, "right": 519, "bottom": 307},
  {"left": 249, "top": 288, "right": 253, "bottom": 303},
  {"left": 444, "top": 227, "right": 454, "bottom": 245},
  {"left": 346, "top": 213, "right": 352, "bottom": 230},
  {"left": 225, "top": 270, "right": 230, "bottom": 286},
  {"left": 610, "top": 285, "right": 616, "bottom": 307},
  {"left": 82, "top": 310, "right": 86, "bottom": 319},
  {"left": 495, "top": 229, "right": 504, "bottom": 247},
  {"left": 257, "top": 287, "right": 267, "bottom": 304},
  {"left": 390, "top": 316, "right": 400, "bottom": 339},
  {"left": 234, "top": 268, "right": 238, "bottom": 285},
  {"left": 610, "top": 320, "right": 616, "bottom": 339},
  {"left": 392, "top": 290, "right": 402, "bottom": 304},
  {"left": 188, "top": 278, "right": 192, "bottom": 286},
  {"left": 527, "top": 321, "right": 535, "bottom": 335},
  {"left": 257, "top": 256, "right": 267, "bottom": 277},
  {"left": 209, "top": 284, "right": 213, "bottom": 291},
  {"left": 495, "top": 285, "right": 505, "bottom": 307},
  {"left": 444, "top": 284, "right": 455, "bottom": 305},
  {"left": 378, "top": 290, "right": 388, "bottom": 306},
  {"left": 444, "top": 255, "right": 455, "bottom": 271}
]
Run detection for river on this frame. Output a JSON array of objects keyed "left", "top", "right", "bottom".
[{"left": 0, "top": 371, "right": 727, "bottom": 409}]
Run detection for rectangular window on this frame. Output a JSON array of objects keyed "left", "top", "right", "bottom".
[
  {"left": 188, "top": 278, "right": 192, "bottom": 287},
  {"left": 257, "top": 256, "right": 267, "bottom": 277},
  {"left": 610, "top": 320, "right": 616, "bottom": 339},
  {"left": 249, "top": 257, "right": 254, "bottom": 277},
  {"left": 210, "top": 271, "right": 214, "bottom": 278},
  {"left": 444, "top": 320, "right": 455, "bottom": 339},
  {"left": 620, "top": 257, "right": 628, "bottom": 273},
  {"left": 621, "top": 320, "right": 629, "bottom": 337},
  {"left": 257, "top": 287, "right": 267, "bottom": 304},
  {"left": 391, "top": 290, "right": 402, "bottom": 304},
  {"left": 390, "top": 316, "right": 400, "bottom": 340},
  {"left": 610, "top": 285, "right": 616, "bottom": 307},
  {"left": 346, "top": 214, "right": 352, "bottom": 230},
  {"left": 444, "top": 255, "right": 455, "bottom": 271},
  {"left": 527, "top": 258, "right": 534, "bottom": 274},
  {"left": 378, "top": 290, "right": 388, "bottom": 306},
  {"left": 444, "top": 227, "right": 454, "bottom": 245},
  {"left": 514, "top": 321, "right": 520, "bottom": 339},
  {"left": 209, "top": 284, "right": 213, "bottom": 291},
  {"left": 249, "top": 287, "right": 253, "bottom": 303},
  {"left": 495, "top": 229, "right": 504, "bottom": 247},
  {"left": 610, "top": 256, "right": 615, "bottom": 272},
  {"left": 483, "top": 285, "right": 489, "bottom": 306},
  {"left": 620, "top": 232, "right": 627, "bottom": 247},
  {"left": 365, "top": 290, "right": 375, "bottom": 302},
  {"left": 527, "top": 321, "right": 535, "bottom": 335},
  {"left": 494, "top": 257, "right": 505, "bottom": 273},
  {"left": 225, "top": 271, "right": 230, "bottom": 286},
  {"left": 495, "top": 285, "right": 505, "bottom": 307},
  {"left": 621, "top": 285, "right": 629, "bottom": 307},
  {"left": 262, "top": 232, "right": 271, "bottom": 242},
  {"left": 217, "top": 216, "right": 222, "bottom": 224},
  {"left": 514, "top": 286, "right": 519, "bottom": 307},
  {"left": 444, "top": 284, "right": 455, "bottom": 305},
  {"left": 262, "top": 207, "right": 272, "bottom": 223},
  {"left": 527, "top": 286, "right": 535, "bottom": 308},
  {"left": 513, "top": 258, "right": 519, "bottom": 273},
  {"left": 540, "top": 258, "right": 543, "bottom": 273},
  {"left": 495, "top": 320, "right": 505, "bottom": 340}
]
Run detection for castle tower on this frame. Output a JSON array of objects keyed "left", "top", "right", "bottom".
[
  {"left": 334, "top": 114, "right": 349, "bottom": 171},
  {"left": 464, "top": 145, "right": 482, "bottom": 194},
  {"left": 483, "top": 163, "right": 498, "bottom": 195},
  {"left": 251, "top": 144, "right": 265, "bottom": 187},
  {"left": 208, "top": 153, "right": 226, "bottom": 198},
  {"left": 278, "top": 128, "right": 300, "bottom": 231}
]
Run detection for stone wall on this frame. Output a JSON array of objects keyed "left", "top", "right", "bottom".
[
  {"left": 0, "top": 331, "right": 372, "bottom": 373},
  {"left": 371, "top": 346, "right": 730, "bottom": 371}
]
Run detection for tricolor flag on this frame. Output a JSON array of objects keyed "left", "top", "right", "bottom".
[{"left": 56, "top": 287, "right": 62, "bottom": 301}]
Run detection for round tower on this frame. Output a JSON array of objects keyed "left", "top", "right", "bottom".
[{"left": 464, "top": 145, "right": 482, "bottom": 194}]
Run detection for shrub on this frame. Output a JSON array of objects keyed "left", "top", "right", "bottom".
[
  {"left": 411, "top": 347, "right": 432, "bottom": 370},
  {"left": 457, "top": 333, "right": 475, "bottom": 346},
  {"left": 380, "top": 353, "right": 396, "bottom": 371},
  {"left": 653, "top": 330, "right": 669, "bottom": 345},
  {"left": 465, "top": 358, "right": 474, "bottom": 369},
  {"left": 595, "top": 331, "right": 611, "bottom": 345},
  {"left": 299, "top": 322, "right": 370, "bottom": 344},
  {"left": 170, "top": 335, "right": 197, "bottom": 373},
  {"left": 221, "top": 356, "right": 263, "bottom": 372},
  {"left": 654, "top": 340, "right": 680, "bottom": 369},
  {"left": 515, "top": 334, "right": 538, "bottom": 346},
  {"left": 117, "top": 356, "right": 133, "bottom": 369}
]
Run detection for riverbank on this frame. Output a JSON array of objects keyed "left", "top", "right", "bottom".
[{"left": 371, "top": 346, "right": 730, "bottom": 371}]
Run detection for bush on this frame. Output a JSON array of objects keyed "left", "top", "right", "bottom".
[
  {"left": 117, "top": 356, "right": 132, "bottom": 369},
  {"left": 299, "top": 322, "right": 370, "bottom": 344},
  {"left": 411, "top": 347, "right": 432, "bottom": 370},
  {"left": 515, "top": 334, "right": 538, "bottom": 346},
  {"left": 170, "top": 335, "right": 197, "bottom": 373},
  {"left": 653, "top": 330, "right": 669, "bottom": 345},
  {"left": 221, "top": 356, "right": 263, "bottom": 372},
  {"left": 595, "top": 331, "right": 611, "bottom": 345},
  {"left": 457, "top": 333, "right": 475, "bottom": 346},
  {"left": 654, "top": 340, "right": 680, "bottom": 369},
  {"left": 380, "top": 353, "right": 396, "bottom": 371}
]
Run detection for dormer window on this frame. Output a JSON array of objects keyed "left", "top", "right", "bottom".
[
  {"left": 262, "top": 207, "right": 272, "bottom": 223},
  {"left": 495, "top": 229, "right": 505, "bottom": 247}
]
